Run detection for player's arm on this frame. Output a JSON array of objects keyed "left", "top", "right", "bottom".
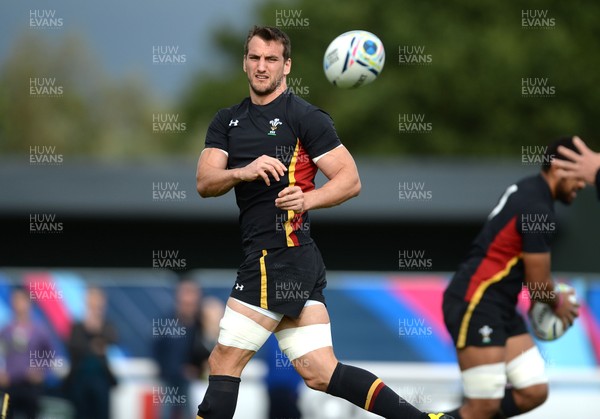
[
  {"left": 275, "top": 145, "right": 360, "bottom": 212},
  {"left": 196, "top": 148, "right": 287, "bottom": 197},
  {"left": 523, "top": 252, "right": 579, "bottom": 327}
]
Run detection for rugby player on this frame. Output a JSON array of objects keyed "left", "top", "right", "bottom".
[
  {"left": 195, "top": 25, "right": 452, "bottom": 419},
  {"left": 442, "top": 137, "right": 582, "bottom": 418}
]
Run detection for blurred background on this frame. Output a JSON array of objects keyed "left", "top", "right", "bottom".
[{"left": 1, "top": 0, "right": 600, "bottom": 418}]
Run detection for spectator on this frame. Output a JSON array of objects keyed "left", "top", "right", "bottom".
[
  {"left": 64, "top": 287, "right": 117, "bottom": 419},
  {"left": 0, "top": 286, "right": 53, "bottom": 419},
  {"left": 198, "top": 296, "right": 225, "bottom": 362},
  {"left": 153, "top": 280, "right": 210, "bottom": 419}
]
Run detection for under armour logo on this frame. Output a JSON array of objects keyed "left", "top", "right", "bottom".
[
  {"left": 229, "top": 119, "right": 239, "bottom": 127},
  {"left": 235, "top": 283, "right": 244, "bottom": 291},
  {"left": 427, "top": 414, "right": 445, "bottom": 419}
]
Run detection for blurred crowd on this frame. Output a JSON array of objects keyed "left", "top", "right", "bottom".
[{"left": 0, "top": 280, "right": 224, "bottom": 419}]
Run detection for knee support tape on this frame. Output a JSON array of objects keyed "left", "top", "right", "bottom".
[
  {"left": 506, "top": 346, "right": 548, "bottom": 389},
  {"left": 462, "top": 362, "right": 507, "bottom": 399},
  {"left": 275, "top": 323, "right": 333, "bottom": 361},
  {"left": 217, "top": 306, "right": 271, "bottom": 351}
]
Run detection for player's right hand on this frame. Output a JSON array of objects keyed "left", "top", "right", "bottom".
[
  {"left": 238, "top": 155, "right": 287, "bottom": 186},
  {"left": 553, "top": 289, "right": 579, "bottom": 329}
]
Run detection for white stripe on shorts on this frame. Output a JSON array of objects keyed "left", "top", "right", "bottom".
[{"left": 231, "top": 298, "right": 324, "bottom": 321}]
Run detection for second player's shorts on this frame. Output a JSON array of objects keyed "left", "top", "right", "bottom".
[
  {"left": 443, "top": 293, "right": 528, "bottom": 349},
  {"left": 230, "top": 242, "right": 327, "bottom": 318}
]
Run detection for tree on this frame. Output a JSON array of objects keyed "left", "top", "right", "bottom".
[
  {"left": 0, "top": 33, "right": 181, "bottom": 160},
  {"left": 179, "top": 0, "right": 600, "bottom": 156}
]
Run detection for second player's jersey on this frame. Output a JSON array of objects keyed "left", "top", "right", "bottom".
[
  {"left": 204, "top": 90, "right": 342, "bottom": 255},
  {"left": 444, "top": 174, "right": 556, "bottom": 309}
]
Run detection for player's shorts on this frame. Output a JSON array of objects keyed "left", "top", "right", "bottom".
[
  {"left": 230, "top": 242, "right": 327, "bottom": 318},
  {"left": 442, "top": 293, "right": 528, "bottom": 349}
]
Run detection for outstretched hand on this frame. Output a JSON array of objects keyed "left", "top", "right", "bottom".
[{"left": 553, "top": 136, "right": 600, "bottom": 185}]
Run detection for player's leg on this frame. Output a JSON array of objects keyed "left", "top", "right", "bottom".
[
  {"left": 447, "top": 346, "right": 507, "bottom": 419},
  {"left": 275, "top": 301, "right": 450, "bottom": 419},
  {"left": 501, "top": 333, "right": 548, "bottom": 416},
  {"left": 196, "top": 298, "right": 280, "bottom": 419}
]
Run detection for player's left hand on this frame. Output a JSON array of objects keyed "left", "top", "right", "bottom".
[{"left": 275, "top": 186, "right": 304, "bottom": 213}]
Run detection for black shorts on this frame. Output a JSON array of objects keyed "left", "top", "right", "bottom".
[
  {"left": 442, "top": 292, "right": 528, "bottom": 349},
  {"left": 230, "top": 242, "right": 327, "bottom": 318}
]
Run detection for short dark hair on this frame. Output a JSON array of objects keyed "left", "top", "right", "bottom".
[
  {"left": 244, "top": 26, "right": 291, "bottom": 61},
  {"left": 542, "top": 136, "right": 580, "bottom": 172}
]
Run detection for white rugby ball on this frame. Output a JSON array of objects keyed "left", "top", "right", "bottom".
[
  {"left": 323, "top": 30, "right": 385, "bottom": 89},
  {"left": 528, "top": 283, "right": 577, "bottom": 341}
]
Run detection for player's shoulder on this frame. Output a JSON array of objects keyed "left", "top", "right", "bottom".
[
  {"left": 213, "top": 97, "right": 252, "bottom": 121},
  {"left": 284, "top": 91, "right": 336, "bottom": 128},
  {"left": 282, "top": 90, "right": 320, "bottom": 115},
  {"left": 514, "top": 174, "right": 554, "bottom": 211},
  {"left": 516, "top": 173, "right": 542, "bottom": 187},
  {"left": 515, "top": 174, "right": 551, "bottom": 198}
]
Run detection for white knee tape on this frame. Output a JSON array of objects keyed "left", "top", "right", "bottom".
[
  {"left": 275, "top": 323, "right": 333, "bottom": 361},
  {"left": 217, "top": 306, "right": 271, "bottom": 351},
  {"left": 507, "top": 346, "right": 548, "bottom": 389},
  {"left": 462, "top": 362, "right": 507, "bottom": 399}
]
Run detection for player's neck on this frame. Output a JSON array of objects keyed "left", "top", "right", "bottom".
[{"left": 250, "top": 80, "right": 288, "bottom": 106}]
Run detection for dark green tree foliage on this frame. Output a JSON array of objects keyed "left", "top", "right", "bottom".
[
  {"left": 2, "top": 1, "right": 599, "bottom": 158},
  {"left": 0, "top": 34, "right": 184, "bottom": 160},
  {"left": 180, "top": 0, "right": 600, "bottom": 156}
]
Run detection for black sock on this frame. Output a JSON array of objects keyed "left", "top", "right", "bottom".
[
  {"left": 325, "top": 362, "right": 424, "bottom": 419},
  {"left": 197, "top": 375, "right": 241, "bottom": 419},
  {"left": 446, "top": 408, "right": 463, "bottom": 419},
  {"left": 500, "top": 390, "right": 520, "bottom": 417}
]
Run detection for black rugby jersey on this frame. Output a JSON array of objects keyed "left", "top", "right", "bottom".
[
  {"left": 444, "top": 174, "right": 556, "bottom": 308},
  {"left": 204, "top": 91, "right": 341, "bottom": 255}
]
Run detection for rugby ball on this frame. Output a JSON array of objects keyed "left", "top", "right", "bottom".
[
  {"left": 528, "top": 283, "right": 577, "bottom": 341},
  {"left": 323, "top": 30, "right": 385, "bottom": 88}
]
